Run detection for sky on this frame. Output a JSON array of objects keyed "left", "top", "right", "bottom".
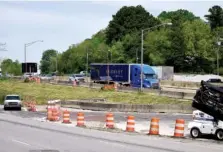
[{"left": 0, "top": 0, "right": 222, "bottom": 65}]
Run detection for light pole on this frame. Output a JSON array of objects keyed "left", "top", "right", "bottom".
[
  {"left": 86, "top": 48, "right": 89, "bottom": 82},
  {"left": 107, "top": 50, "right": 109, "bottom": 84},
  {"left": 56, "top": 51, "right": 58, "bottom": 73},
  {"left": 140, "top": 23, "right": 172, "bottom": 91},
  {"left": 217, "top": 41, "right": 221, "bottom": 75},
  {"left": 24, "top": 40, "right": 43, "bottom": 73}
]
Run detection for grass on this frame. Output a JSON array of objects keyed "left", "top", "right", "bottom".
[{"left": 0, "top": 80, "right": 190, "bottom": 105}]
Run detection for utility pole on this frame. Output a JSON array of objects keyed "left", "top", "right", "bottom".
[
  {"left": 86, "top": 48, "right": 89, "bottom": 82},
  {"left": 217, "top": 41, "right": 221, "bottom": 75},
  {"left": 107, "top": 50, "right": 109, "bottom": 84},
  {"left": 140, "top": 23, "right": 172, "bottom": 91},
  {"left": 56, "top": 51, "right": 58, "bottom": 73}
]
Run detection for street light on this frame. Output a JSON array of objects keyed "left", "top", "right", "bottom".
[
  {"left": 24, "top": 40, "right": 43, "bottom": 73},
  {"left": 140, "top": 23, "right": 172, "bottom": 91},
  {"left": 56, "top": 51, "right": 58, "bottom": 73},
  {"left": 217, "top": 41, "right": 221, "bottom": 75}
]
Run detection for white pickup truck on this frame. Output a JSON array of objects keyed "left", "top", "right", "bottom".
[{"left": 4, "top": 94, "right": 22, "bottom": 110}]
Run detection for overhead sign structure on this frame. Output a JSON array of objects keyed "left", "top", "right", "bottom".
[{"left": 22, "top": 62, "right": 37, "bottom": 73}]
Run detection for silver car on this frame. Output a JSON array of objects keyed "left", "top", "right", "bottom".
[
  {"left": 69, "top": 74, "right": 85, "bottom": 82},
  {"left": 4, "top": 94, "right": 22, "bottom": 110}
]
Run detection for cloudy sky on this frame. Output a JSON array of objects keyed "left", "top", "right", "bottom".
[{"left": 0, "top": 0, "right": 222, "bottom": 64}]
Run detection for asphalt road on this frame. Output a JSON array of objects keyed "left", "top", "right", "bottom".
[
  {"left": 1, "top": 112, "right": 223, "bottom": 152},
  {"left": 0, "top": 106, "right": 192, "bottom": 123}
]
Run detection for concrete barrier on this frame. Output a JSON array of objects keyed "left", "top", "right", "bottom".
[{"left": 61, "top": 100, "right": 193, "bottom": 114}]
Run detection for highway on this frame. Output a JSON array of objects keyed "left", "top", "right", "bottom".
[
  {"left": 0, "top": 111, "right": 223, "bottom": 152},
  {"left": 0, "top": 106, "right": 193, "bottom": 136}
]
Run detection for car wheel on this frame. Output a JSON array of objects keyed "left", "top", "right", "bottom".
[
  {"left": 18, "top": 107, "right": 22, "bottom": 111},
  {"left": 4, "top": 106, "right": 7, "bottom": 111},
  {"left": 215, "top": 129, "right": 223, "bottom": 140},
  {"left": 190, "top": 128, "right": 200, "bottom": 138}
]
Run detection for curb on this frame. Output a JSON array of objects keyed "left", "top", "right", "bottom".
[{"left": 61, "top": 100, "right": 194, "bottom": 114}]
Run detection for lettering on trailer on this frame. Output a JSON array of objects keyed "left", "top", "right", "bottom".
[{"left": 106, "top": 69, "right": 123, "bottom": 75}]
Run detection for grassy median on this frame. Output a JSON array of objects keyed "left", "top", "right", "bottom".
[{"left": 0, "top": 80, "right": 190, "bottom": 105}]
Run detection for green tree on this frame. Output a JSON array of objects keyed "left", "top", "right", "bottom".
[
  {"left": 181, "top": 19, "right": 215, "bottom": 73},
  {"left": 1, "top": 59, "right": 22, "bottom": 76},
  {"left": 144, "top": 28, "right": 171, "bottom": 65},
  {"left": 158, "top": 9, "right": 200, "bottom": 23},
  {"left": 106, "top": 5, "right": 160, "bottom": 45},
  {"left": 40, "top": 49, "right": 58, "bottom": 74},
  {"left": 205, "top": 5, "right": 223, "bottom": 30}
]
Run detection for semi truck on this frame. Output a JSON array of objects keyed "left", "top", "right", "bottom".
[{"left": 90, "top": 63, "right": 160, "bottom": 89}]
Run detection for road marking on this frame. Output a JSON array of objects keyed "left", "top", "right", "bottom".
[{"left": 11, "top": 139, "right": 30, "bottom": 146}]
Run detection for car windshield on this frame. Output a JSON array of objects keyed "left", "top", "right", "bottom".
[
  {"left": 6, "top": 95, "right": 20, "bottom": 100},
  {"left": 208, "top": 79, "right": 221, "bottom": 83},
  {"left": 144, "top": 74, "right": 157, "bottom": 79}
]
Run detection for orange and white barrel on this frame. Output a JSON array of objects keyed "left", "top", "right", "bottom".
[
  {"left": 149, "top": 117, "right": 159, "bottom": 135},
  {"left": 77, "top": 112, "right": 85, "bottom": 127},
  {"left": 63, "top": 110, "right": 71, "bottom": 123},
  {"left": 174, "top": 119, "right": 185, "bottom": 137},
  {"left": 47, "top": 105, "right": 53, "bottom": 121},
  {"left": 106, "top": 113, "right": 114, "bottom": 128},
  {"left": 126, "top": 115, "right": 135, "bottom": 132},
  {"left": 52, "top": 108, "right": 59, "bottom": 121}
]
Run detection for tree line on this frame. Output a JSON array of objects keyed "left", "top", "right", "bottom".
[{"left": 1, "top": 5, "right": 223, "bottom": 76}]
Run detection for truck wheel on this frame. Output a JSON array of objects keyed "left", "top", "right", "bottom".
[
  {"left": 190, "top": 128, "right": 200, "bottom": 138},
  {"left": 215, "top": 129, "right": 223, "bottom": 140}
]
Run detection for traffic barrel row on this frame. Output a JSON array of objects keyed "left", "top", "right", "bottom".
[{"left": 47, "top": 109, "right": 185, "bottom": 137}]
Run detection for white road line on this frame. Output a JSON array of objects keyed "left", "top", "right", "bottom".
[{"left": 11, "top": 139, "right": 30, "bottom": 146}]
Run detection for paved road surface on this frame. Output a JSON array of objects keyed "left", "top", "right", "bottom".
[
  {"left": 0, "top": 113, "right": 223, "bottom": 152},
  {"left": 0, "top": 105, "right": 192, "bottom": 123}
]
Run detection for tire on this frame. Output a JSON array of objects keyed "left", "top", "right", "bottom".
[
  {"left": 215, "top": 129, "right": 223, "bottom": 140},
  {"left": 3, "top": 106, "right": 7, "bottom": 111},
  {"left": 190, "top": 128, "right": 201, "bottom": 138},
  {"left": 18, "top": 107, "right": 22, "bottom": 111}
]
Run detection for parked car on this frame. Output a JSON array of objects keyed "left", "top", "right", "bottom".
[
  {"left": 4, "top": 94, "right": 22, "bottom": 110},
  {"left": 206, "top": 78, "right": 222, "bottom": 83},
  {"left": 22, "top": 73, "right": 33, "bottom": 79},
  {"left": 69, "top": 74, "right": 85, "bottom": 82},
  {"left": 40, "top": 74, "right": 54, "bottom": 80}
]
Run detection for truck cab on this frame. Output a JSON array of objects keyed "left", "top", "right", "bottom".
[{"left": 130, "top": 64, "right": 159, "bottom": 89}]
